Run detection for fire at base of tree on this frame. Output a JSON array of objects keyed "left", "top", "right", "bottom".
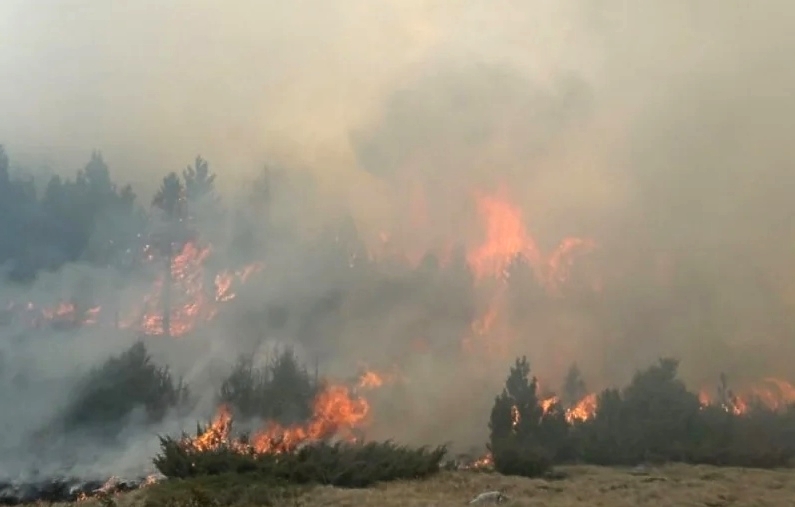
[
  {"left": 484, "top": 357, "right": 795, "bottom": 477},
  {"left": 6, "top": 340, "right": 795, "bottom": 506},
  {"left": 2, "top": 148, "right": 795, "bottom": 505}
]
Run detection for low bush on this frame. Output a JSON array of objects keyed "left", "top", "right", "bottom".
[
  {"left": 144, "top": 473, "right": 307, "bottom": 507},
  {"left": 154, "top": 431, "right": 447, "bottom": 488},
  {"left": 218, "top": 347, "right": 318, "bottom": 424}
]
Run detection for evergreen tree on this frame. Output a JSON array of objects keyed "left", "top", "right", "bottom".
[
  {"left": 183, "top": 155, "right": 217, "bottom": 206},
  {"left": 488, "top": 356, "right": 562, "bottom": 477},
  {"left": 152, "top": 172, "right": 186, "bottom": 337}
]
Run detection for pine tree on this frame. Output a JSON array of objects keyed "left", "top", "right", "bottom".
[
  {"left": 152, "top": 173, "right": 185, "bottom": 337},
  {"left": 488, "top": 356, "right": 554, "bottom": 477}
]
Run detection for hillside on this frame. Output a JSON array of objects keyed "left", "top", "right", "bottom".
[{"left": 49, "top": 464, "right": 795, "bottom": 507}]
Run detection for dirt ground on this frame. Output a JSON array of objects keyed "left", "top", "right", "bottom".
[{"left": 79, "top": 464, "right": 795, "bottom": 507}]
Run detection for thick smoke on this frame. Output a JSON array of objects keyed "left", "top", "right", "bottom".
[{"left": 1, "top": 0, "right": 795, "bottom": 478}]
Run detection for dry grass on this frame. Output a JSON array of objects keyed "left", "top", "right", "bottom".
[{"left": 56, "top": 464, "right": 795, "bottom": 507}]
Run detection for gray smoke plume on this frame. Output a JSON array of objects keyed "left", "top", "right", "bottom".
[{"left": 1, "top": 0, "right": 794, "bottom": 476}]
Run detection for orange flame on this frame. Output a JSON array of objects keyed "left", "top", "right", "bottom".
[
  {"left": 251, "top": 385, "right": 369, "bottom": 454},
  {"left": 129, "top": 242, "right": 263, "bottom": 337},
  {"left": 466, "top": 190, "right": 595, "bottom": 293},
  {"left": 699, "top": 377, "right": 795, "bottom": 415},
  {"left": 184, "top": 384, "right": 370, "bottom": 455},
  {"left": 566, "top": 393, "right": 598, "bottom": 423},
  {"left": 358, "top": 371, "right": 385, "bottom": 389}
]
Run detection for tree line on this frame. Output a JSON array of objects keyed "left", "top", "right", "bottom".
[{"left": 489, "top": 357, "right": 795, "bottom": 475}]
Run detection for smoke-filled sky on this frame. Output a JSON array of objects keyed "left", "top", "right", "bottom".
[{"left": 2, "top": 0, "right": 795, "bottom": 472}]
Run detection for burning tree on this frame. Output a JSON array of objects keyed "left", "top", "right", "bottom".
[
  {"left": 151, "top": 173, "right": 190, "bottom": 338},
  {"left": 488, "top": 356, "right": 569, "bottom": 477}
]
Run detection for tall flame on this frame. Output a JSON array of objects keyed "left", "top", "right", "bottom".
[
  {"left": 466, "top": 190, "right": 595, "bottom": 293},
  {"left": 183, "top": 383, "right": 370, "bottom": 455}
]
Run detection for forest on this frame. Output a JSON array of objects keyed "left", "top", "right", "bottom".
[{"left": 1, "top": 144, "right": 795, "bottom": 506}]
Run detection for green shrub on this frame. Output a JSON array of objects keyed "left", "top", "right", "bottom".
[
  {"left": 56, "top": 341, "right": 191, "bottom": 436},
  {"left": 491, "top": 356, "right": 795, "bottom": 472},
  {"left": 144, "top": 473, "right": 307, "bottom": 507},
  {"left": 487, "top": 356, "right": 569, "bottom": 477},
  {"left": 692, "top": 402, "right": 795, "bottom": 467},
  {"left": 489, "top": 435, "right": 552, "bottom": 477},
  {"left": 218, "top": 347, "right": 317, "bottom": 423},
  {"left": 153, "top": 429, "right": 447, "bottom": 487},
  {"left": 577, "top": 359, "right": 705, "bottom": 465}
]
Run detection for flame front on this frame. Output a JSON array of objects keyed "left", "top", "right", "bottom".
[
  {"left": 565, "top": 393, "right": 598, "bottom": 423},
  {"left": 699, "top": 377, "right": 795, "bottom": 415},
  {"left": 466, "top": 190, "right": 596, "bottom": 292},
  {"left": 184, "top": 384, "right": 370, "bottom": 455},
  {"left": 124, "top": 241, "right": 262, "bottom": 336}
]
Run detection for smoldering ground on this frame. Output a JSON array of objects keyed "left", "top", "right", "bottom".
[{"left": 1, "top": 0, "right": 795, "bottom": 482}]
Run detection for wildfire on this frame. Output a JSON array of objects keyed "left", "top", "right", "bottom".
[
  {"left": 358, "top": 370, "right": 385, "bottom": 389},
  {"left": 462, "top": 453, "right": 494, "bottom": 470},
  {"left": 2, "top": 300, "right": 101, "bottom": 328},
  {"left": 183, "top": 404, "right": 239, "bottom": 452},
  {"left": 463, "top": 299, "right": 511, "bottom": 356},
  {"left": 215, "top": 263, "right": 263, "bottom": 303},
  {"left": 466, "top": 189, "right": 595, "bottom": 293},
  {"left": 131, "top": 241, "right": 263, "bottom": 337},
  {"left": 1, "top": 240, "right": 262, "bottom": 337},
  {"left": 184, "top": 384, "right": 370, "bottom": 455},
  {"left": 355, "top": 366, "right": 407, "bottom": 392},
  {"left": 251, "top": 385, "right": 369, "bottom": 454},
  {"left": 511, "top": 405, "right": 520, "bottom": 429},
  {"left": 565, "top": 393, "right": 598, "bottom": 423},
  {"left": 464, "top": 392, "right": 598, "bottom": 471},
  {"left": 460, "top": 189, "right": 596, "bottom": 356},
  {"left": 699, "top": 377, "right": 795, "bottom": 415},
  {"left": 537, "top": 393, "right": 597, "bottom": 423}
]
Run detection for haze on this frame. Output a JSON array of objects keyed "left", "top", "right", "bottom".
[{"left": 1, "top": 0, "right": 795, "bottom": 477}]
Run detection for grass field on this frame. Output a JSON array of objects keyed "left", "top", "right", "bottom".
[{"left": 59, "top": 464, "right": 795, "bottom": 507}]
